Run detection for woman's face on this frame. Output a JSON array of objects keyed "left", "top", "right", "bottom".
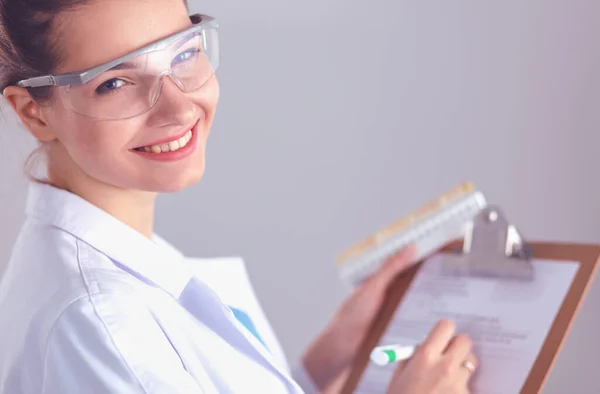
[{"left": 40, "top": 0, "right": 219, "bottom": 193}]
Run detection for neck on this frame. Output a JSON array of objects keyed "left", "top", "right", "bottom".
[
  {"left": 72, "top": 184, "right": 157, "bottom": 239},
  {"left": 46, "top": 153, "right": 157, "bottom": 239}
]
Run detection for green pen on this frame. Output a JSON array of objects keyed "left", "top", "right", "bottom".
[{"left": 370, "top": 344, "right": 416, "bottom": 366}]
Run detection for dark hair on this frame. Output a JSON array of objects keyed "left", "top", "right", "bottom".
[
  {"left": 0, "top": 0, "right": 189, "bottom": 180},
  {"left": 0, "top": 0, "right": 189, "bottom": 102},
  {"left": 0, "top": 0, "right": 88, "bottom": 102}
]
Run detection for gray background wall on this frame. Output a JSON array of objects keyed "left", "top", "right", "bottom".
[{"left": 1, "top": 0, "right": 599, "bottom": 392}]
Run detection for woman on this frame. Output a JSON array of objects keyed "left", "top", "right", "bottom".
[{"left": 0, "top": 0, "right": 478, "bottom": 392}]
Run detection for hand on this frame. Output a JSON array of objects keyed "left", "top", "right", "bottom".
[
  {"left": 386, "top": 319, "right": 478, "bottom": 394},
  {"left": 302, "top": 245, "right": 418, "bottom": 391}
]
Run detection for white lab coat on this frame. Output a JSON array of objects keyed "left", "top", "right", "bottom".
[{"left": 0, "top": 182, "right": 319, "bottom": 394}]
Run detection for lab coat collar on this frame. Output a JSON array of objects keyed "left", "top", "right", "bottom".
[{"left": 25, "top": 181, "right": 192, "bottom": 299}]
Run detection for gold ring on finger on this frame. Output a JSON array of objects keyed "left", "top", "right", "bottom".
[{"left": 462, "top": 360, "right": 476, "bottom": 372}]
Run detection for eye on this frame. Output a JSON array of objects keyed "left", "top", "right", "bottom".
[
  {"left": 95, "top": 78, "right": 126, "bottom": 94},
  {"left": 172, "top": 48, "right": 200, "bottom": 66}
]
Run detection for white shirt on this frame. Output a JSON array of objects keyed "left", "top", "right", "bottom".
[{"left": 0, "top": 182, "right": 320, "bottom": 394}]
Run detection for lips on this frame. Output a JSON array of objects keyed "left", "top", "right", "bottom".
[
  {"left": 133, "top": 121, "right": 198, "bottom": 153},
  {"left": 135, "top": 129, "right": 193, "bottom": 153},
  {"left": 131, "top": 120, "right": 201, "bottom": 163}
]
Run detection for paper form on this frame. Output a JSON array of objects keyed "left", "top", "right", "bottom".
[{"left": 354, "top": 253, "right": 579, "bottom": 394}]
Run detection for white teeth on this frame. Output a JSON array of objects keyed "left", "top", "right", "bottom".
[{"left": 144, "top": 130, "right": 193, "bottom": 153}]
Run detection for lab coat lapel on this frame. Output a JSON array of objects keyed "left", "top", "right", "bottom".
[{"left": 177, "top": 277, "right": 297, "bottom": 389}]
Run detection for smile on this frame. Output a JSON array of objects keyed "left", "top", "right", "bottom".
[
  {"left": 135, "top": 130, "right": 193, "bottom": 153},
  {"left": 131, "top": 121, "right": 200, "bottom": 162}
]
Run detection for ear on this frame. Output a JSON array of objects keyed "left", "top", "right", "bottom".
[{"left": 2, "top": 86, "right": 57, "bottom": 142}]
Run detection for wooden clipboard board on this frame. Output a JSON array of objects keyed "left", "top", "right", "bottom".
[{"left": 336, "top": 209, "right": 600, "bottom": 394}]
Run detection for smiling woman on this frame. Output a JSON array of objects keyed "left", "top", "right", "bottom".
[
  {"left": 1, "top": 2, "right": 218, "bottom": 198},
  {"left": 0, "top": 0, "right": 477, "bottom": 393}
]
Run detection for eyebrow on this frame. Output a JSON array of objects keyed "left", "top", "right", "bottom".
[
  {"left": 107, "top": 61, "right": 140, "bottom": 72},
  {"left": 100, "top": 34, "right": 200, "bottom": 74},
  {"left": 173, "top": 33, "right": 200, "bottom": 51}
]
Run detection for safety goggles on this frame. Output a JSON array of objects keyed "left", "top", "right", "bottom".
[{"left": 16, "top": 14, "right": 219, "bottom": 121}]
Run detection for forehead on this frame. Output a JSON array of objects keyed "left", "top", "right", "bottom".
[{"left": 54, "top": 0, "right": 191, "bottom": 73}]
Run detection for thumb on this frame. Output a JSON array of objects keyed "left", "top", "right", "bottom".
[
  {"left": 390, "top": 358, "right": 410, "bottom": 379},
  {"left": 385, "top": 358, "right": 414, "bottom": 394},
  {"left": 374, "top": 245, "right": 417, "bottom": 286}
]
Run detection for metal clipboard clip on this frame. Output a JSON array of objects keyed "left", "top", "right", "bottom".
[{"left": 441, "top": 205, "right": 535, "bottom": 280}]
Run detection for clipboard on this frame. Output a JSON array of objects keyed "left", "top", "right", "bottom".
[{"left": 336, "top": 205, "right": 600, "bottom": 394}]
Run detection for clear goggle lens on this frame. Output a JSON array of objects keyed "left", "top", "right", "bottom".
[{"left": 59, "top": 28, "right": 219, "bottom": 120}]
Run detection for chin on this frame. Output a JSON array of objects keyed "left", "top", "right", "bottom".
[{"left": 150, "top": 165, "right": 206, "bottom": 193}]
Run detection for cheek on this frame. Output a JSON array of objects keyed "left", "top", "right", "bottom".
[
  {"left": 194, "top": 76, "right": 220, "bottom": 123},
  {"left": 69, "top": 126, "right": 126, "bottom": 161},
  {"left": 55, "top": 114, "right": 138, "bottom": 173}
]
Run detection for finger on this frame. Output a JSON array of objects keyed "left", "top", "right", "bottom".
[
  {"left": 390, "top": 358, "right": 410, "bottom": 380},
  {"left": 418, "top": 319, "right": 456, "bottom": 357},
  {"left": 444, "top": 333, "right": 473, "bottom": 362},
  {"left": 360, "top": 245, "right": 416, "bottom": 292},
  {"left": 457, "top": 352, "right": 478, "bottom": 384},
  {"left": 373, "top": 245, "right": 417, "bottom": 285},
  {"left": 393, "top": 358, "right": 409, "bottom": 372}
]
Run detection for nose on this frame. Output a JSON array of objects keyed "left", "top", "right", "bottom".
[{"left": 146, "top": 74, "right": 198, "bottom": 128}]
